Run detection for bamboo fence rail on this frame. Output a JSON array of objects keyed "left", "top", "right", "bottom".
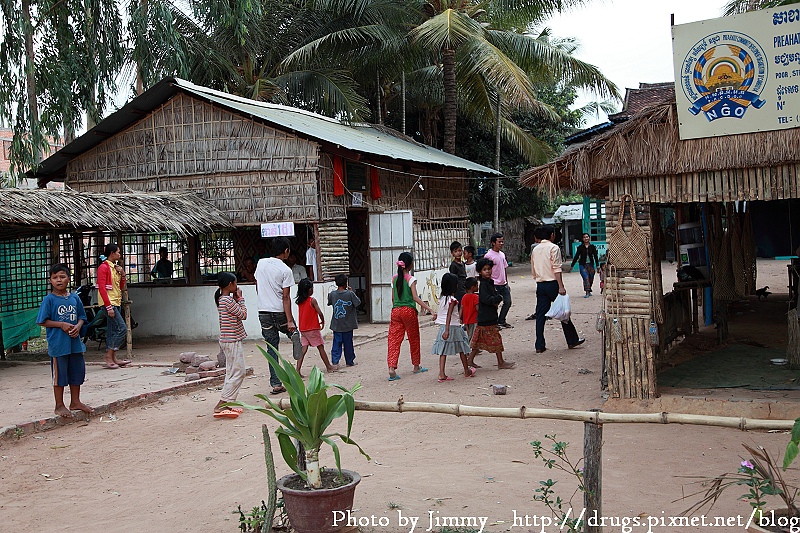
[{"left": 271, "top": 398, "right": 795, "bottom": 430}]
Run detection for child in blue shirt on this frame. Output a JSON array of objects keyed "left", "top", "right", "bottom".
[{"left": 36, "top": 264, "right": 93, "bottom": 418}]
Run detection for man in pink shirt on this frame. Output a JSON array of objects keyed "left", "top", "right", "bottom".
[
  {"left": 483, "top": 233, "right": 512, "bottom": 328},
  {"left": 530, "top": 225, "right": 584, "bottom": 353}
]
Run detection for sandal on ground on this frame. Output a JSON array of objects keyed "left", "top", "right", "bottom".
[
  {"left": 270, "top": 386, "right": 287, "bottom": 395},
  {"left": 412, "top": 367, "right": 428, "bottom": 374},
  {"left": 465, "top": 367, "right": 477, "bottom": 378},
  {"left": 102, "top": 363, "right": 119, "bottom": 369},
  {"left": 437, "top": 376, "right": 454, "bottom": 383},
  {"left": 117, "top": 360, "right": 131, "bottom": 366},
  {"left": 213, "top": 410, "right": 239, "bottom": 419},
  {"left": 388, "top": 375, "right": 401, "bottom": 381}
]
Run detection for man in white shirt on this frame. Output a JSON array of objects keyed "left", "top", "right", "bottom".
[
  {"left": 530, "top": 225, "right": 584, "bottom": 354},
  {"left": 305, "top": 237, "right": 319, "bottom": 281},
  {"left": 255, "top": 237, "right": 297, "bottom": 395},
  {"left": 286, "top": 251, "right": 308, "bottom": 284}
]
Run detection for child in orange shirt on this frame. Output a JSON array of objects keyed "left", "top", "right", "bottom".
[{"left": 461, "top": 277, "right": 479, "bottom": 343}]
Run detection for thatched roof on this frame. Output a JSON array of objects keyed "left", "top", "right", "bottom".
[
  {"left": 520, "top": 101, "right": 800, "bottom": 198},
  {"left": 0, "top": 189, "right": 231, "bottom": 237}
]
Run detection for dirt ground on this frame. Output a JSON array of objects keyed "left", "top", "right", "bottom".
[{"left": 0, "top": 260, "right": 798, "bottom": 532}]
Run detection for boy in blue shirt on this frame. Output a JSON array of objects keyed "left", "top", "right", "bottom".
[
  {"left": 36, "top": 264, "right": 94, "bottom": 418},
  {"left": 327, "top": 274, "right": 361, "bottom": 367}
]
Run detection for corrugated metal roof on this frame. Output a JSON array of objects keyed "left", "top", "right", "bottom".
[
  {"left": 175, "top": 79, "right": 499, "bottom": 174},
  {"left": 33, "top": 77, "right": 499, "bottom": 185}
]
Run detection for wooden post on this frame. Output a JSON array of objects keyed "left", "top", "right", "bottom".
[
  {"left": 584, "top": 409, "right": 602, "bottom": 533},
  {"left": 118, "top": 232, "right": 133, "bottom": 359}
]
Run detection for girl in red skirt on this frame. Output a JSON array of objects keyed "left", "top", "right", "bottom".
[
  {"left": 467, "top": 258, "right": 515, "bottom": 370},
  {"left": 387, "top": 252, "right": 433, "bottom": 381}
]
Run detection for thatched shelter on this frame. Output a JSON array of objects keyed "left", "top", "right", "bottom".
[
  {"left": 32, "top": 78, "right": 498, "bottom": 337},
  {"left": 521, "top": 99, "right": 800, "bottom": 400},
  {"left": 0, "top": 189, "right": 230, "bottom": 352}
]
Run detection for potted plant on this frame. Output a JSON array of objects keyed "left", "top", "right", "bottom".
[
  {"left": 682, "top": 419, "right": 800, "bottom": 532},
  {"left": 238, "top": 346, "right": 370, "bottom": 533}
]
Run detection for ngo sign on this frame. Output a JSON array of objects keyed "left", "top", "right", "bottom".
[{"left": 672, "top": 6, "right": 800, "bottom": 139}]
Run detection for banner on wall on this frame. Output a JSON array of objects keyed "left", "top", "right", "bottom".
[
  {"left": 672, "top": 6, "right": 800, "bottom": 139},
  {"left": 260, "top": 222, "right": 295, "bottom": 238}
]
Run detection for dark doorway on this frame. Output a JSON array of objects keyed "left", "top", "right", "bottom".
[{"left": 347, "top": 209, "right": 370, "bottom": 321}]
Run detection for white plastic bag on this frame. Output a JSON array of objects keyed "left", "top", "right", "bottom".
[{"left": 545, "top": 294, "right": 571, "bottom": 322}]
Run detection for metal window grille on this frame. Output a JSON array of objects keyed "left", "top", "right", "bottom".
[
  {"left": 199, "top": 230, "right": 235, "bottom": 280},
  {"left": 0, "top": 235, "right": 51, "bottom": 313}
]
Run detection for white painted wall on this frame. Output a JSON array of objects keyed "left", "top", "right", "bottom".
[{"left": 127, "top": 267, "right": 449, "bottom": 339}]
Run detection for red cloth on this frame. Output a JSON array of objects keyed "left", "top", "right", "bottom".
[
  {"left": 333, "top": 156, "right": 344, "bottom": 196},
  {"left": 370, "top": 167, "right": 382, "bottom": 199},
  {"left": 297, "top": 298, "right": 321, "bottom": 332},
  {"left": 461, "top": 293, "right": 479, "bottom": 325},
  {"left": 387, "top": 306, "right": 421, "bottom": 368}
]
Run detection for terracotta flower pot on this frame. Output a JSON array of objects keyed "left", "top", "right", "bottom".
[{"left": 277, "top": 469, "right": 361, "bottom": 533}]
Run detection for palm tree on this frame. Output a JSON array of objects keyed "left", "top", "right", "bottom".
[
  {"left": 723, "top": 0, "right": 799, "bottom": 15},
  {"left": 407, "top": 0, "right": 618, "bottom": 156}
]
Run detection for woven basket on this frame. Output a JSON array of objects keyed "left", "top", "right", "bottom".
[{"left": 607, "top": 195, "right": 649, "bottom": 270}]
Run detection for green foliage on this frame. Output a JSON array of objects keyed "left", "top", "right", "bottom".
[
  {"left": 783, "top": 417, "right": 800, "bottom": 470},
  {"left": 236, "top": 498, "right": 289, "bottom": 533},
  {"left": 459, "top": 81, "right": 584, "bottom": 222},
  {"left": 236, "top": 345, "right": 370, "bottom": 487},
  {"left": 723, "top": 0, "right": 800, "bottom": 16},
  {"left": 530, "top": 435, "right": 587, "bottom": 533}
]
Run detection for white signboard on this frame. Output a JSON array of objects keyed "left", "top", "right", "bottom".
[
  {"left": 672, "top": 6, "right": 800, "bottom": 139},
  {"left": 352, "top": 192, "right": 363, "bottom": 207},
  {"left": 260, "top": 222, "right": 295, "bottom": 238}
]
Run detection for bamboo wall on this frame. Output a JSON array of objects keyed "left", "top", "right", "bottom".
[
  {"left": 65, "top": 94, "right": 320, "bottom": 225},
  {"left": 603, "top": 198, "right": 659, "bottom": 399},
  {"left": 609, "top": 163, "right": 800, "bottom": 204},
  {"left": 318, "top": 221, "right": 349, "bottom": 280}
]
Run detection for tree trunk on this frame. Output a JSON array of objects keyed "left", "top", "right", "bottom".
[
  {"left": 305, "top": 447, "right": 321, "bottom": 489},
  {"left": 22, "top": 0, "right": 41, "bottom": 164},
  {"left": 442, "top": 48, "right": 456, "bottom": 154},
  {"left": 401, "top": 71, "right": 406, "bottom": 135},
  {"left": 136, "top": 0, "right": 147, "bottom": 95},
  {"left": 493, "top": 92, "right": 502, "bottom": 232}
]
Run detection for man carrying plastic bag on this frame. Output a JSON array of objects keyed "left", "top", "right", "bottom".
[{"left": 530, "top": 226, "right": 585, "bottom": 354}]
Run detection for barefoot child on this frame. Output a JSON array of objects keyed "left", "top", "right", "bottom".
[
  {"left": 448, "top": 241, "right": 467, "bottom": 301},
  {"left": 36, "top": 264, "right": 93, "bottom": 418},
  {"left": 461, "top": 277, "right": 479, "bottom": 344},
  {"left": 432, "top": 273, "right": 476, "bottom": 382},
  {"left": 295, "top": 279, "right": 336, "bottom": 375},
  {"left": 387, "top": 252, "right": 434, "bottom": 381},
  {"left": 467, "top": 259, "right": 515, "bottom": 370},
  {"left": 213, "top": 272, "right": 247, "bottom": 419},
  {"left": 328, "top": 274, "right": 360, "bottom": 367},
  {"left": 463, "top": 245, "right": 477, "bottom": 280}
]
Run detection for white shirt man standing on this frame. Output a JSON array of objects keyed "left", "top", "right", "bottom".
[
  {"left": 255, "top": 236, "right": 298, "bottom": 395},
  {"left": 305, "top": 237, "right": 319, "bottom": 281}
]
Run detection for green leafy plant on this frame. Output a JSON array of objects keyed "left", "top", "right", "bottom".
[
  {"left": 783, "top": 417, "right": 800, "bottom": 470},
  {"left": 531, "top": 435, "right": 587, "bottom": 533},
  {"left": 238, "top": 346, "right": 370, "bottom": 489},
  {"left": 236, "top": 499, "right": 289, "bottom": 532},
  {"left": 681, "top": 443, "right": 799, "bottom": 521}
]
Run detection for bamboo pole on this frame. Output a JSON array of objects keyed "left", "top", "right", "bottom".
[{"left": 270, "top": 399, "right": 795, "bottom": 430}]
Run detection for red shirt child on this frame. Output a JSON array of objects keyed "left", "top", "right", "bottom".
[{"left": 461, "top": 278, "right": 479, "bottom": 341}]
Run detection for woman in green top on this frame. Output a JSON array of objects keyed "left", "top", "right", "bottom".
[{"left": 386, "top": 252, "right": 433, "bottom": 381}]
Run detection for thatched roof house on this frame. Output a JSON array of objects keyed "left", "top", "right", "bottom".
[
  {"left": 521, "top": 96, "right": 800, "bottom": 403},
  {"left": 32, "top": 77, "right": 498, "bottom": 327},
  {"left": 0, "top": 189, "right": 230, "bottom": 352}
]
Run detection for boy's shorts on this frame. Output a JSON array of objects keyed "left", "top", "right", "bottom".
[
  {"left": 51, "top": 353, "right": 86, "bottom": 387},
  {"left": 300, "top": 329, "right": 325, "bottom": 348}
]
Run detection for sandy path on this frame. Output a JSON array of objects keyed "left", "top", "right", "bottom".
[{"left": 0, "top": 260, "right": 795, "bottom": 532}]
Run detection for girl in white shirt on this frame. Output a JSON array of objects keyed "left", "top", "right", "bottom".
[{"left": 431, "top": 273, "right": 476, "bottom": 382}]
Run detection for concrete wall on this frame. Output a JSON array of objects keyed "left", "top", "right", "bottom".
[{"left": 128, "top": 266, "right": 449, "bottom": 340}]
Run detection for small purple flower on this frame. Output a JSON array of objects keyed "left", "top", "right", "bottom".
[{"left": 741, "top": 460, "right": 754, "bottom": 469}]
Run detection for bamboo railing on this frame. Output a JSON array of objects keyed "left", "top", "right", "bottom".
[{"left": 271, "top": 398, "right": 796, "bottom": 430}]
